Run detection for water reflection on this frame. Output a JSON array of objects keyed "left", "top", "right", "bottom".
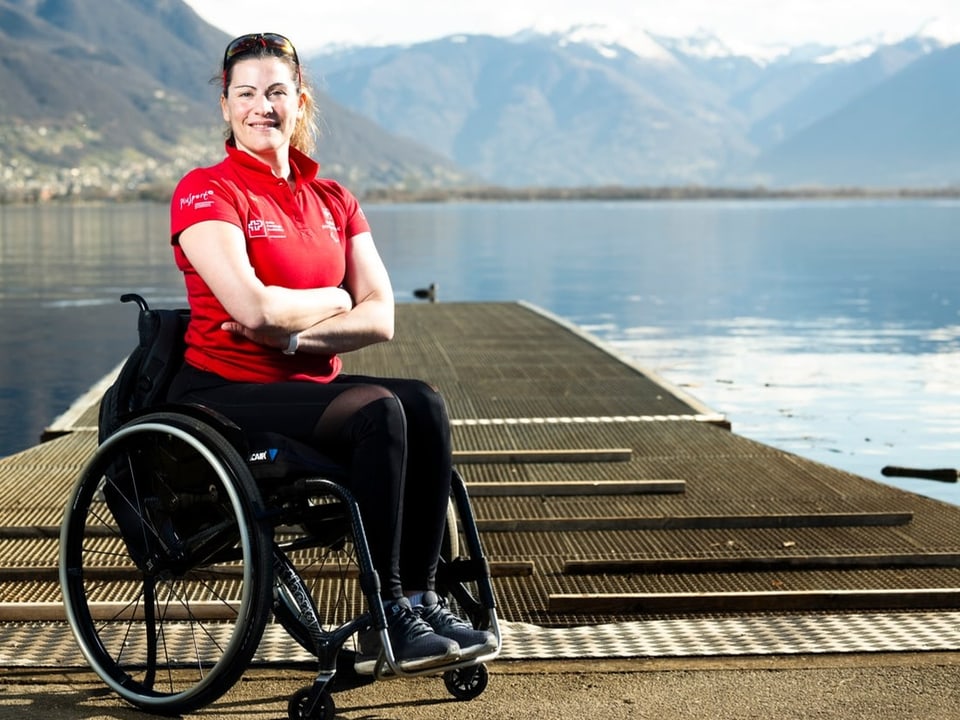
[
  {"left": 0, "top": 203, "right": 183, "bottom": 459},
  {"left": 609, "top": 318, "right": 960, "bottom": 506}
]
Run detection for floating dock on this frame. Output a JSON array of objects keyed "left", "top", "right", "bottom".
[{"left": 3, "top": 301, "right": 960, "bottom": 666}]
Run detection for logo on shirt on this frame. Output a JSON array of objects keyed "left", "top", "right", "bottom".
[
  {"left": 247, "top": 218, "right": 287, "bottom": 239},
  {"left": 321, "top": 208, "right": 340, "bottom": 244},
  {"left": 179, "top": 190, "right": 215, "bottom": 211}
]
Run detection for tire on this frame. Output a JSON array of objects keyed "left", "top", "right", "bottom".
[
  {"left": 440, "top": 496, "right": 460, "bottom": 561},
  {"left": 288, "top": 686, "right": 336, "bottom": 719},
  {"left": 444, "top": 663, "right": 489, "bottom": 700},
  {"left": 59, "top": 411, "right": 274, "bottom": 716}
]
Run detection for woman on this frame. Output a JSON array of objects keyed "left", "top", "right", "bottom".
[{"left": 167, "top": 32, "right": 494, "bottom": 673}]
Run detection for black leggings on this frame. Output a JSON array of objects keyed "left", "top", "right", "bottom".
[{"left": 167, "top": 364, "right": 453, "bottom": 600}]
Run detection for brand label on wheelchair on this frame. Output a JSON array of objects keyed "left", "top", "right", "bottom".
[{"left": 248, "top": 448, "right": 280, "bottom": 464}]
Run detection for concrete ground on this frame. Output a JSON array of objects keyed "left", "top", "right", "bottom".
[{"left": 2, "top": 654, "right": 959, "bottom": 720}]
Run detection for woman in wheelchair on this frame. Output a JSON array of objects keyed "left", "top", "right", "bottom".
[{"left": 166, "top": 32, "right": 495, "bottom": 674}]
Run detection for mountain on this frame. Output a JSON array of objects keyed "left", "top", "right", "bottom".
[
  {"left": 752, "top": 42, "right": 960, "bottom": 187},
  {"left": 312, "top": 25, "right": 959, "bottom": 188},
  {"left": 0, "top": 0, "right": 470, "bottom": 200},
  {"left": 314, "top": 31, "right": 754, "bottom": 187},
  {"left": 744, "top": 36, "right": 946, "bottom": 149},
  {"left": 0, "top": 0, "right": 219, "bottom": 160}
]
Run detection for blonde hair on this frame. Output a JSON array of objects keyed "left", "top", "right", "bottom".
[{"left": 291, "top": 77, "right": 319, "bottom": 156}]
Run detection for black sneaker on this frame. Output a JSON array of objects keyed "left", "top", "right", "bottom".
[
  {"left": 354, "top": 597, "right": 460, "bottom": 674},
  {"left": 417, "top": 591, "right": 497, "bottom": 660}
]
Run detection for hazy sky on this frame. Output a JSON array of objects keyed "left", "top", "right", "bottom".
[{"left": 184, "top": 0, "right": 960, "bottom": 53}]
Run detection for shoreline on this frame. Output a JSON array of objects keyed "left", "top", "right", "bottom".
[{"left": 3, "top": 183, "right": 960, "bottom": 206}]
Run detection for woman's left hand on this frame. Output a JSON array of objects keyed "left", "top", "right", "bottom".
[{"left": 221, "top": 321, "right": 291, "bottom": 351}]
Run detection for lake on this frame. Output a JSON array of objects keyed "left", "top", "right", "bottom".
[{"left": 1, "top": 199, "right": 958, "bottom": 504}]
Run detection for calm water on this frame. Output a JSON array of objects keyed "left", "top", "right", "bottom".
[{"left": 2, "top": 200, "right": 959, "bottom": 504}]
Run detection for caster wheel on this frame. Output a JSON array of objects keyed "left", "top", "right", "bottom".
[
  {"left": 288, "top": 686, "right": 336, "bottom": 719},
  {"left": 444, "top": 663, "right": 489, "bottom": 701}
]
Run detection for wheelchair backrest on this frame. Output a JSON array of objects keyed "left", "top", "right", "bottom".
[
  {"left": 96, "top": 294, "right": 347, "bottom": 484},
  {"left": 98, "top": 293, "right": 190, "bottom": 443}
]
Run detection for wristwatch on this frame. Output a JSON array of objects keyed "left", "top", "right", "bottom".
[{"left": 282, "top": 332, "right": 299, "bottom": 355}]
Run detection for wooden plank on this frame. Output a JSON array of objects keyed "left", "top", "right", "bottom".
[
  {"left": 0, "top": 560, "right": 535, "bottom": 583},
  {"left": 1, "top": 566, "right": 247, "bottom": 582},
  {"left": 0, "top": 603, "right": 67, "bottom": 622},
  {"left": 0, "top": 526, "right": 63, "bottom": 540},
  {"left": 549, "top": 588, "right": 960, "bottom": 614},
  {"left": 453, "top": 448, "right": 632, "bottom": 464},
  {"left": 0, "top": 601, "right": 238, "bottom": 622},
  {"left": 477, "top": 512, "right": 913, "bottom": 533},
  {"left": 466, "top": 480, "right": 685, "bottom": 496},
  {"left": 490, "top": 561, "right": 536, "bottom": 577},
  {"left": 563, "top": 552, "right": 960, "bottom": 575}
]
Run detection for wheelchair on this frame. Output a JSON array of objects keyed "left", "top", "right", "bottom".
[{"left": 58, "top": 297, "right": 501, "bottom": 719}]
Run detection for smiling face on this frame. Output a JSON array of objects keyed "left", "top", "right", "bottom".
[{"left": 220, "top": 56, "right": 304, "bottom": 167}]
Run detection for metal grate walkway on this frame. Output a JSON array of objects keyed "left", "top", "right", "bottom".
[{"left": 5, "top": 301, "right": 960, "bottom": 666}]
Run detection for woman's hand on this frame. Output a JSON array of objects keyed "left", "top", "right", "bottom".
[{"left": 220, "top": 321, "right": 295, "bottom": 350}]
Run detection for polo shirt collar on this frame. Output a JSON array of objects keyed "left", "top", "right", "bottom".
[{"left": 224, "top": 142, "right": 320, "bottom": 188}]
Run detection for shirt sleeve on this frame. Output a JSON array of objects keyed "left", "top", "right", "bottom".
[
  {"left": 169, "top": 168, "right": 243, "bottom": 243},
  {"left": 344, "top": 193, "right": 371, "bottom": 239}
]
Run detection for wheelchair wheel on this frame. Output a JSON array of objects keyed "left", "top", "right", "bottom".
[
  {"left": 272, "top": 492, "right": 462, "bottom": 661},
  {"left": 441, "top": 496, "right": 461, "bottom": 561},
  {"left": 288, "top": 686, "right": 336, "bottom": 719},
  {"left": 444, "top": 663, "right": 489, "bottom": 700},
  {"left": 59, "top": 411, "right": 274, "bottom": 716},
  {"left": 271, "top": 494, "right": 367, "bottom": 655}
]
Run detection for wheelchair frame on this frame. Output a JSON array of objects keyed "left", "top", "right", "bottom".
[{"left": 58, "top": 301, "right": 501, "bottom": 720}]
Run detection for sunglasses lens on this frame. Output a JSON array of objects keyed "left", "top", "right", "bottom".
[
  {"left": 223, "top": 33, "right": 298, "bottom": 66},
  {"left": 263, "top": 33, "right": 296, "bottom": 57}
]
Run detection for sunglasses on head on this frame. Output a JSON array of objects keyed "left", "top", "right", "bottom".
[{"left": 222, "top": 33, "right": 301, "bottom": 87}]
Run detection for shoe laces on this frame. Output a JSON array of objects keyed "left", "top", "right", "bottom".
[
  {"left": 389, "top": 601, "right": 439, "bottom": 639},
  {"left": 421, "top": 595, "right": 470, "bottom": 630}
]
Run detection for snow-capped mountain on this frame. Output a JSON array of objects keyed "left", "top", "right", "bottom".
[{"left": 309, "top": 24, "right": 957, "bottom": 187}]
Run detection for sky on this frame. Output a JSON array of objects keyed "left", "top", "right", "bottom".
[{"left": 183, "top": 0, "right": 960, "bottom": 54}]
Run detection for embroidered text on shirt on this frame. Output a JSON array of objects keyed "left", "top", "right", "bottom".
[
  {"left": 321, "top": 208, "right": 340, "bottom": 243},
  {"left": 247, "top": 219, "right": 287, "bottom": 239},
  {"left": 179, "top": 190, "right": 215, "bottom": 211}
]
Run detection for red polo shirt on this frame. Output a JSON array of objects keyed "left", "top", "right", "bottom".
[{"left": 170, "top": 143, "right": 371, "bottom": 383}]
